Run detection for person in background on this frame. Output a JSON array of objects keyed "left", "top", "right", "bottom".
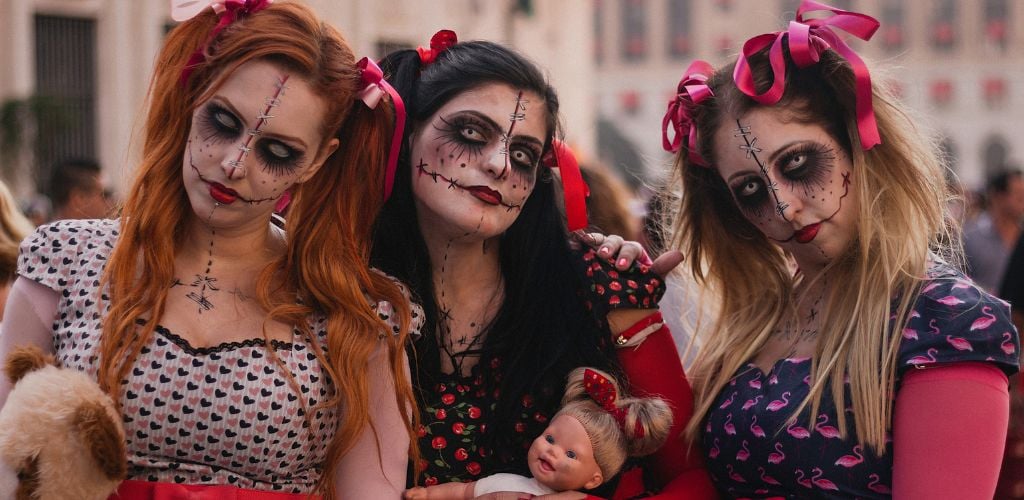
[
  {"left": 997, "top": 230, "right": 1024, "bottom": 499},
  {"left": 964, "top": 168, "right": 1024, "bottom": 292},
  {"left": 580, "top": 164, "right": 639, "bottom": 242},
  {"left": 666, "top": 1, "right": 1018, "bottom": 497},
  {"left": 0, "top": 180, "right": 33, "bottom": 320},
  {"left": 48, "top": 158, "right": 111, "bottom": 221}
]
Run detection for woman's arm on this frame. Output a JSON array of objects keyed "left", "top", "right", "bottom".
[
  {"left": 610, "top": 310, "right": 717, "bottom": 500},
  {"left": 333, "top": 343, "right": 411, "bottom": 499},
  {"left": 893, "top": 362, "right": 1009, "bottom": 499},
  {"left": 0, "top": 277, "right": 59, "bottom": 409}
]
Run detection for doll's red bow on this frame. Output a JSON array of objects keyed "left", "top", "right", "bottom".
[
  {"left": 583, "top": 368, "right": 643, "bottom": 438},
  {"left": 172, "top": 0, "right": 274, "bottom": 86},
  {"left": 733, "top": 0, "right": 880, "bottom": 149},
  {"left": 662, "top": 60, "right": 714, "bottom": 167},
  {"left": 418, "top": 29, "right": 458, "bottom": 66}
]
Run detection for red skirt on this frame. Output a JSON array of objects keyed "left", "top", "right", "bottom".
[{"left": 110, "top": 480, "right": 321, "bottom": 500}]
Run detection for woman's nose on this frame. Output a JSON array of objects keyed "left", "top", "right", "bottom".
[
  {"left": 772, "top": 184, "right": 804, "bottom": 222},
  {"left": 483, "top": 147, "right": 509, "bottom": 180},
  {"left": 221, "top": 149, "right": 248, "bottom": 180}
]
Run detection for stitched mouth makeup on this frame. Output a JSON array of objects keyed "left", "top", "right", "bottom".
[
  {"left": 188, "top": 141, "right": 278, "bottom": 205},
  {"left": 415, "top": 159, "right": 523, "bottom": 212},
  {"left": 209, "top": 182, "right": 239, "bottom": 205}
]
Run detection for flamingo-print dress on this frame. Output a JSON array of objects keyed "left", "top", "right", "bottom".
[{"left": 702, "top": 262, "right": 1019, "bottom": 498}]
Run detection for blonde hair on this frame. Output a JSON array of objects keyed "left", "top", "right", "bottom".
[
  {"left": 557, "top": 367, "right": 673, "bottom": 481},
  {"left": 0, "top": 181, "right": 33, "bottom": 282},
  {"left": 98, "top": 3, "right": 417, "bottom": 496},
  {"left": 672, "top": 47, "right": 955, "bottom": 455}
]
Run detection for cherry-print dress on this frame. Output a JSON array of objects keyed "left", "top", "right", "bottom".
[
  {"left": 18, "top": 219, "right": 421, "bottom": 493},
  {"left": 702, "top": 261, "right": 1019, "bottom": 498}
]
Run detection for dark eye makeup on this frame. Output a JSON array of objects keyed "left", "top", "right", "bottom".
[
  {"left": 198, "top": 102, "right": 306, "bottom": 176},
  {"left": 436, "top": 113, "right": 542, "bottom": 172},
  {"left": 729, "top": 141, "right": 837, "bottom": 218}
]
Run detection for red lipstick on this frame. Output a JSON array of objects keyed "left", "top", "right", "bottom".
[
  {"left": 794, "top": 223, "right": 820, "bottom": 244},
  {"left": 209, "top": 183, "right": 238, "bottom": 205},
  {"left": 466, "top": 186, "right": 503, "bottom": 205}
]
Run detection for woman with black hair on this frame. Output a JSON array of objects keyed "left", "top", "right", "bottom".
[{"left": 374, "top": 32, "right": 715, "bottom": 499}]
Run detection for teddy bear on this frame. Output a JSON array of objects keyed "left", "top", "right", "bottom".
[{"left": 0, "top": 345, "right": 127, "bottom": 500}]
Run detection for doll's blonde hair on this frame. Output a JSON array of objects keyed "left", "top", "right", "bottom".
[
  {"left": 672, "top": 44, "right": 955, "bottom": 455},
  {"left": 557, "top": 367, "right": 673, "bottom": 481}
]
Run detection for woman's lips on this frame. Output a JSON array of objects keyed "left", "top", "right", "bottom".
[
  {"left": 794, "top": 223, "right": 820, "bottom": 244},
  {"left": 209, "top": 182, "right": 238, "bottom": 205},
  {"left": 465, "top": 186, "right": 503, "bottom": 205}
]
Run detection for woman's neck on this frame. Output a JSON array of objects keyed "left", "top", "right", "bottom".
[
  {"left": 422, "top": 227, "right": 502, "bottom": 305},
  {"left": 178, "top": 215, "right": 283, "bottom": 278}
]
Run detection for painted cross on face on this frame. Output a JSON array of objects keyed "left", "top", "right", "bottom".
[
  {"left": 712, "top": 107, "right": 859, "bottom": 271},
  {"left": 410, "top": 83, "right": 547, "bottom": 241}
]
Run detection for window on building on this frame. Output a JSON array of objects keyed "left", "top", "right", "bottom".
[
  {"left": 668, "top": 0, "right": 692, "bottom": 59},
  {"left": 881, "top": 0, "right": 905, "bottom": 52},
  {"left": 983, "top": 77, "right": 1008, "bottom": 108},
  {"left": 983, "top": 135, "right": 1009, "bottom": 179},
  {"left": 619, "top": 90, "right": 640, "bottom": 116},
  {"left": 929, "top": 79, "right": 954, "bottom": 106},
  {"left": 984, "top": 0, "right": 1009, "bottom": 50},
  {"left": 375, "top": 40, "right": 412, "bottom": 59},
  {"left": 930, "top": 0, "right": 956, "bottom": 51},
  {"left": 621, "top": 0, "right": 647, "bottom": 61},
  {"left": 34, "top": 15, "right": 96, "bottom": 187}
]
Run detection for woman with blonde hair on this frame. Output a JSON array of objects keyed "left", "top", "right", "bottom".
[
  {"left": 665, "top": 1, "right": 1018, "bottom": 497},
  {"left": 0, "top": 1, "right": 418, "bottom": 498},
  {"left": 0, "top": 180, "right": 33, "bottom": 319}
]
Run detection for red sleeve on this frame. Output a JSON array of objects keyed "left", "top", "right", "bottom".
[
  {"left": 614, "top": 323, "right": 718, "bottom": 500},
  {"left": 893, "top": 362, "right": 1009, "bottom": 499}
]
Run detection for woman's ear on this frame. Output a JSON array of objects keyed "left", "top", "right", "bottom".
[{"left": 298, "top": 137, "right": 340, "bottom": 184}]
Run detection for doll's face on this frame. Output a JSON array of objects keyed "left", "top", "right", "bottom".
[
  {"left": 182, "top": 59, "right": 339, "bottom": 229},
  {"left": 527, "top": 414, "right": 604, "bottom": 491},
  {"left": 409, "top": 82, "right": 547, "bottom": 240},
  {"left": 712, "top": 107, "right": 859, "bottom": 272}
]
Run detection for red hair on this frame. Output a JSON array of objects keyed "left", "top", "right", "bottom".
[{"left": 98, "top": 3, "right": 417, "bottom": 496}]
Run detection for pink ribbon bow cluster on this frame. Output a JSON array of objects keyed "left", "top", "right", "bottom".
[
  {"left": 583, "top": 368, "right": 644, "bottom": 438},
  {"left": 172, "top": 0, "right": 274, "bottom": 86},
  {"left": 733, "top": 0, "right": 881, "bottom": 149},
  {"left": 661, "top": 60, "right": 715, "bottom": 167},
  {"left": 356, "top": 57, "right": 406, "bottom": 201}
]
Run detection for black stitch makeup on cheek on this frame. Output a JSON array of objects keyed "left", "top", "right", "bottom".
[
  {"left": 735, "top": 120, "right": 790, "bottom": 220},
  {"left": 414, "top": 158, "right": 523, "bottom": 212}
]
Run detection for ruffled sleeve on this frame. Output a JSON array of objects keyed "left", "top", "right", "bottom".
[
  {"left": 370, "top": 270, "right": 424, "bottom": 340},
  {"left": 17, "top": 219, "right": 117, "bottom": 292},
  {"left": 898, "top": 263, "right": 1020, "bottom": 377}
]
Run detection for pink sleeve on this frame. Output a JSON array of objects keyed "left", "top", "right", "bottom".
[
  {"left": 893, "top": 362, "right": 1009, "bottom": 499},
  {"left": 0, "top": 277, "right": 59, "bottom": 409},
  {"left": 332, "top": 342, "right": 410, "bottom": 498}
]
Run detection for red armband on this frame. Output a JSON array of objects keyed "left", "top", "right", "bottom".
[{"left": 614, "top": 311, "right": 663, "bottom": 347}]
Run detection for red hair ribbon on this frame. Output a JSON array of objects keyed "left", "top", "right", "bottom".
[
  {"left": 417, "top": 29, "right": 458, "bottom": 66},
  {"left": 662, "top": 60, "right": 714, "bottom": 167},
  {"left": 356, "top": 57, "right": 406, "bottom": 200},
  {"left": 582, "top": 368, "right": 644, "bottom": 438},
  {"left": 733, "top": 0, "right": 881, "bottom": 150},
  {"left": 544, "top": 140, "right": 589, "bottom": 232},
  {"left": 172, "top": 0, "right": 274, "bottom": 86}
]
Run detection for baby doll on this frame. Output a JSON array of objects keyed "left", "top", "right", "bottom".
[{"left": 404, "top": 367, "right": 673, "bottom": 498}]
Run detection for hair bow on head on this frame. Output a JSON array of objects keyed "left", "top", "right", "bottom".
[
  {"left": 417, "top": 29, "right": 458, "bottom": 66},
  {"left": 171, "top": 0, "right": 274, "bottom": 86},
  {"left": 662, "top": 60, "right": 714, "bottom": 167},
  {"left": 542, "top": 140, "right": 589, "bottom": 232},
  {"left": 733, "top": 0, "right": 881, "bottom": 150},
  {"left": 355, "top": 57, "right": 406, "bottom": 201},
  {"left": 582, "top": 368, "right": 644, "bottom": 438}
]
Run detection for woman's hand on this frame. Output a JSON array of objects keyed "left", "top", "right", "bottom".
[{"left": 575, "top": 232, "right": 683, "bottom": 275}]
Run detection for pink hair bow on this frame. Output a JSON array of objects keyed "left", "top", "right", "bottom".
[
  {"left": 662, "top": 60, "right": 714, "bottom": 167},
  {"left": 171, "top": 0, "right": 274, "bottom": 85},
  {"left": 733, "top": 0, "right": 881, "bottom": 150},
  {"left": 356, "top": 57, "right": 406, "bottom": 201},
  {"left": 417, "top": 30, "right": 458, "bottom": 66},
  {"left": 582, "top": 368, "right": 644, "bottom": 438}
]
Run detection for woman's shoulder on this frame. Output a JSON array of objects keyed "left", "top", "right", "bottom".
[
  {"left": 17, "top": 218, "right": 120, "bottom": 291},
  {"left": 897, "top": 260, "right": 1019, "bottom": 376},
  {"left": 370, "top": 268, "right": 424, "bottom": 340}
]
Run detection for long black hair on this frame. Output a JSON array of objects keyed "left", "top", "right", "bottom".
[{"left": 374, "top": 41, "right": 619, "bottom": 466}]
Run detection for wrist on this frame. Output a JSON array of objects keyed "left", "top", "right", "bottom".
[{"left": 611, "top": 311, "right": 664, "bottom": 347}]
